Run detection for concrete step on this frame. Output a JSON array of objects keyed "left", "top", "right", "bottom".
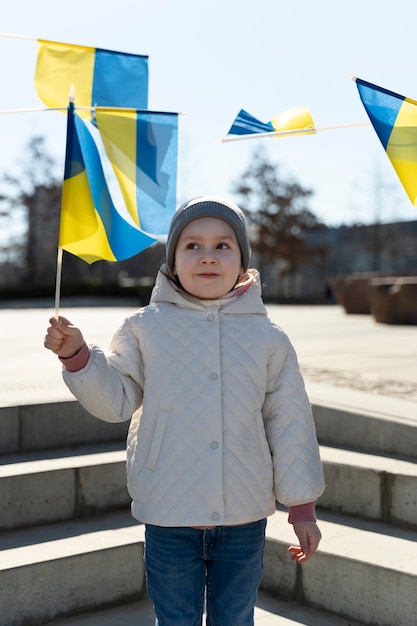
[
  {"left": 319, "top": 444, "right": 417, "bottom": 528},
  {"left": 0, "top": 401, "right": 128, "bottom": 455},
  {"left": 0, "top": 511, "right": 146, "bottom": 626},
  {"left": 2, "top": 398, "right": 416, "bottom": 460},
  {"left": 1, "top": 398, "right": 415, "bottom": 624},
  {"left": 263, "top": 510, "right": 417, "bottom": 626},
  {"left": 0, "top": 444, "right": 129, "bottom": 530},
  {"left": 1, "top": 510, "right": 416, "bottom": 626},
  {"left": 1, "top": 441, "right": 416, "bottom": 531},
  {"left": 312, "top": 398, "right": 417, "bottom": 460},
  {"left": 44, "top": 590, "right": 367, "bottom": 626}
]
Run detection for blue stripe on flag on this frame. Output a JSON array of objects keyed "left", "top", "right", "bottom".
[
  {"left": 356, "top": 78, "right": 404, "bottom": 149},
  {"left": 227, "top": 109, "right": 274, "bottom": 135},
  {"left": 92, "top": 48, "right": 149, "bottom": 110},
  {"left": 135, "top": 111, "right": 178, "bottom": 235},
  {"left": 73, "top": 113, "right": 156, "bottom": 261}
]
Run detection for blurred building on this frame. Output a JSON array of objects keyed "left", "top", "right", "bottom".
[
  {"left": 257, "top": 220, "right": 417, "bottom": 302},
  {"left": 0, "top": 219, "right": 416, "bottom": 305}
]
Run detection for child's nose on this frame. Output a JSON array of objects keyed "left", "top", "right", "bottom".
[{"left": 200, "top": 249, "right": 217, "bottom": 263}]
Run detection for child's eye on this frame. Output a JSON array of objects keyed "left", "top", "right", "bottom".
[
  {"left": 216, "top": 242, "right": 229, "bottom": 250},
  {"left": 186, "top": 242, "right": 199, "bottom": 250}
]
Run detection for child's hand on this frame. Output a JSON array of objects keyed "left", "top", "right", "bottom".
[
  {"left": 44, "top": 316, "right": 86, "bottom": 359},
  {"left": 288, "top": 521, "right": 322, "bottom": 563}
]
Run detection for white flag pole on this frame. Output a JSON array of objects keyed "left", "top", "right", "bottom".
[
  {"left": 0, "top": 107, "right": 68, "bottom": 114},
  {"left": 0, "top": 32, "right": 36, "bottom": 41},
  {"left": 54, "top": 85, "right": 75, "bottom": 321},
  {"left": 219, "top": 121, "right": 370, "bottom": 143},
  {"left": 54, "top": 246, "right": 64, "bottom": 321}
]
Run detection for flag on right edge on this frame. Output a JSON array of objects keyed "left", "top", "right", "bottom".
[{"left": 355, "top": 77, "right": 417, "bottom": 206}]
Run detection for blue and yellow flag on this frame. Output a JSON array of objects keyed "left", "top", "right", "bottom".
[
  {"left": 227, "top": 106, "right": 315, "bottom": 136},
  {"left": 35, "top": 40, "right": 148, "bottom": 120},
  {"left": 356, "top": 78, "right": 417, "bottom": 206},
  {"left": 59, "top": 103, "right": 156, "bottom": 264},
  {"left": 95, "top": 108, "right": 178, "bottom": 235}
]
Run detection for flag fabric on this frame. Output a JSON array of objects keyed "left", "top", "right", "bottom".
[
  {"left": 227, "top": 106, "right": 315, "bottom": 136},
  {"left": 35, "top": 40, "right": 148, "bottom": 121},
  {"left": 59, "top": 102, "right": 156, "bottom": 264},
  {"left": 95, "top": 108, "right": 178, "bottom": 235},
  {"left": 228, "top": 109, "right": 275, "bottom": 135},
  {"left": 356, "top": 77, "right": 417, "bottom": 206}
]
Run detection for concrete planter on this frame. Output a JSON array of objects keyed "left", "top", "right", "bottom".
[
  {"left": 328, "top": 273, "right": 379, "bottom": 314},
  {"left": 369, "top": 277, "right": 417, "bottom": 325}
]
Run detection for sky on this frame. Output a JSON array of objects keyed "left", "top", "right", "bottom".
[{"left": 1, "top": 0, "right": 417, "bottom": 231}]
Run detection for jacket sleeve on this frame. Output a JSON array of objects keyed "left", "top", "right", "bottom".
[
  {"left": 62, "top": 317, "right": 144, "bottom": 423},
  {"left": 262, "top": 329, "right": 325, "bottom": 507}
]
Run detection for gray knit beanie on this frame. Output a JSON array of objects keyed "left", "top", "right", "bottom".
[{"left": 166, "top": 196, "right": 251, "bottom": 275}]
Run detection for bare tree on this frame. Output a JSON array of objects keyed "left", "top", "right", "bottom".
[
  {"left": 232, "top": 148, "right": 327, "bottom": 295},
  {"left": 0, "top": 136, "right": 62, "bottom": 287}
]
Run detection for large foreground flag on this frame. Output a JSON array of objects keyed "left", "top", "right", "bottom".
[
  {"left": 35, "top": 40, "right": 148, "bottom": 120},
  {"left": 95, "top": 108, "right": 178, "bottom": 235},
  {"left": 59, "top": 103, "right": 156, "bottom": 264},
  {"left": 227, "top": 106, "right": 315, "bottom": 136},
  {"left": 356, "top": 77, "right": 417, "bottom": 206}
]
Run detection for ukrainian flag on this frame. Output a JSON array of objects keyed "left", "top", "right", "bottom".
[
  {"left": 35, "top": 40, "right": 148, "bottom": 120},
  {"left": 95, "top": 108, "right": 178, "bottom": 235},
  {"left": 59, "top": 103, "right": 156, "bottom": 264},
  {"left": 227, "top": 106, "right": 315, "bottom": 136},
  {"left": 356, "top": 78, "right": 417, "bottom": 206}
]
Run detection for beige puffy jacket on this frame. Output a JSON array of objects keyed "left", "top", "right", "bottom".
[{"left": 63, "top": 269, "right": 325, "bottom": 527}]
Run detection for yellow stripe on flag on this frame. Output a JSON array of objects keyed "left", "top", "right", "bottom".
[
  {"left": 59, "top": 166, "right": 116, "bottom": 263},
  {"left": 35, "top": 40, "right": 95, "bottom": 119},
  {"left": 270, "top": 105, "right": 315, "bottom": 135},
  {"left": 386, "top": 98, "right": 417, "bottom": 206},
  {"left": 95, "top": 108, "right": 139, "bottom": 226}
]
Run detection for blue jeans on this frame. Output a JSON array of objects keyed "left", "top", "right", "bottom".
[{"left": 144, "top": 519, "right": 267, "bottom": 626}]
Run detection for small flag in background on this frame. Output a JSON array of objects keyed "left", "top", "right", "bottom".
[
  {"left": 95, "top": 108, "right": 178, "bottom": 235},
  {"left": 355, "top": 77, "right": 417, "bottom": 207},
  {"left": 35, "top": 40, "right": 149, "bottom": 121},
  {"left": 59, "top": 103, "right": 156, "bottom": 264},
  {"left": 228, "top": 109, "right": 276, "bottom": 135},
  {"left": 227, "top": 106, "right": 315, "bottom": 136}
]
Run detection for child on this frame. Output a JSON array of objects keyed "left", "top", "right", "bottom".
[{"left": 45, "top": 196, "right": 325, "bottom": 626}]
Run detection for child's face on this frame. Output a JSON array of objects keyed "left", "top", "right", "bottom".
[{"left": 174, "top": 217, "right": 243, "bottom": 299}]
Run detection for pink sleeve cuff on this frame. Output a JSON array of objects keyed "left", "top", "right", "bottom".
[
  {"left": 288, "top": 502, "right": 317, "bottom": 524},
  {"left": 59, "top": 343, "right": 90, "bottom": 372}
]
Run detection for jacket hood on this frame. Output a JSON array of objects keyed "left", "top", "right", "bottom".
[{"left": 150, "top": 267, "right": 267, "bottom": 317}]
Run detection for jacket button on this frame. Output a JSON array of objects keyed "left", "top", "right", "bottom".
[
  {"left": 207, "top": 313, "right": 215, "bottom": 321},
  {"left": 209, "top": 372, "right": 217, "bottom": 380},
  {"left": 210, "top": 441, "right": 219, "bottom": 449},
  {"left": 212, "top": 512, "right": 220, "bottom": 521}
]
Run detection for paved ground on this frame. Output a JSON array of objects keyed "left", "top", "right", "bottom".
[{"left": 1, "top": 299, "right": 416, "bottom": 420}]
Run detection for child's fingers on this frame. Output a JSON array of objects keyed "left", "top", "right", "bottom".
[
  {"left": 291, "top": 521, "right": 321, "bottom": 563},
  {"left": 288, "top": 545, "right": 312, "bottom": 564},
  {"left": 48, "top": 317, "right": 81, "bottom": 341},
  {"left": 45, "top": 322, "right": 64, "bottom": 341},
  {"left": 288, "top": 545, "right": 305, "bottom": 558},
  {"left": 288, "top": 541, "right": 319, "bottom": 563},
  {"left": 45, "top": 316, "right": 85, "bottom": 358},
  {"left": 49, "top": 316, "right": 74, "bottom": 332},
  {"left": 45, "top": 321, "right": 68, "bottom": 344},
  {"left": 44, "top": 328, "right": 64, "bottom": 352}
]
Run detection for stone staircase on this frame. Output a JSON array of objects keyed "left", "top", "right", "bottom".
[{"left": 0, "top": 400, "right": 416, "bottom": 626}]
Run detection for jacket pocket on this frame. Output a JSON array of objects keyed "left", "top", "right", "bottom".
[
  {"left": 145, "top": 409, "right": 169, "bottom": 471},
  {"left": 255, "top": 411, "right": 272, "bottom": 466}
]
